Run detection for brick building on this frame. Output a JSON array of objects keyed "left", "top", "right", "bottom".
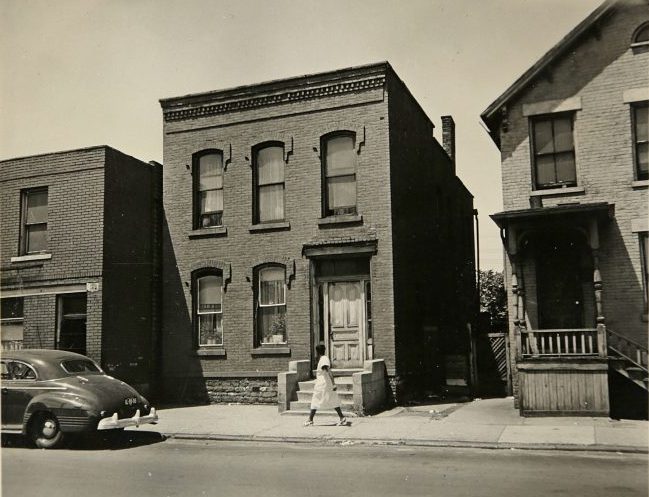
[
  {"left": 0, "top": 146, "right": 161, "bottom": 395},
  {"left": 159, "top": 62, "right": 477, "bottom": 407},
  {"left": 482, "top": 0, "right": 648, "bottom": 416}
]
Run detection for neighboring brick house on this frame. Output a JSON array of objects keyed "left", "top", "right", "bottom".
[
  {"left": 159, "top": 62, "right": 477, "bottom": 407},
  {"left": 0, "top": 146, "right": 162, "bottom": 395},
  {"left": 482, "top": 0, "right": 648, "bottom": 416}
]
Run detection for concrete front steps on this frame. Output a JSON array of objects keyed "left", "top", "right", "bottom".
[{"left": 282, "top": 374, "right": 357, "bottom": 417}]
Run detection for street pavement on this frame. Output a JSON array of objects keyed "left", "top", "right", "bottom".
[{"left": 132, "top": 397, "right": 649, "bottom": 453}]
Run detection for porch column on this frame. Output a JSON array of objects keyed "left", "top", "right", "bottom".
[
  {"left": 508, "top": 226, "right": 529, "bottom": 359},
  {"left": 588, "top": 218, "right": 607, "bottom": 357}
]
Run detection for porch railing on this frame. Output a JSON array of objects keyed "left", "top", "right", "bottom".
[
  {"left": 607, "top": 328, "right": 648, "bottom": 371},
  {"left": 519, "top": 328, "right": 605, "bottom": 358}
]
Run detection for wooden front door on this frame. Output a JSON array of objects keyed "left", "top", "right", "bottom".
[{"left": 326, "top": 281, "right": 364, "bottom": 368}]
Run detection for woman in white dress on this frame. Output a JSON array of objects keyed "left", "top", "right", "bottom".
[{"left": 304, "top": 344, "right": 347, "bottom": 426}]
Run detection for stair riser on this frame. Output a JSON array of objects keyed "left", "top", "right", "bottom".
[{"left": 297, "top": 391, "right": 353, "bottom": 402}]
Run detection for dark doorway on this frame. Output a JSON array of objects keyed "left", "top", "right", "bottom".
[
  {"left": 57, "top": 293, "right": 87, "bottom": 355},
  {"left": 535, "top": 232, "right": 590, "bottom": 329}
]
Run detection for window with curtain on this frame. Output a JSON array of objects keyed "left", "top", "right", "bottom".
[
  {"left": 256, "top": 266, "right": 286, "bottom": 345},
  {"left": 196, "top": 272, "right": 223, "bottom": 346},
  {"left": 633, "top": 102, "right": 648, "bottom": 181},
  {"left": 57, "top": 293, "right": 87, "bottom": 356},
  {"left": 254, "top": 144, "right": 285, "bottom": 223},
  {"left": 531, "top": 114, "right": 576, "bottom": 189},
  {"left": 194, "top": 151, "right": 224, "bottom": 228},
  {"left": 21, "top": 188, "right": 48, "bottom": 254},
  {"left": 323, "top": 133, "right": 357, "bottom": 216}
]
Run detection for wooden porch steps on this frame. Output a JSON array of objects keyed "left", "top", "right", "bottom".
[{"left": 608, "top": 329, "right": 648, "bottom": 392}]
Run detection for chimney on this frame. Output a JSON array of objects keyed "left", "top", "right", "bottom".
[{"left": 441, "top": 115, "right": 456, "bottom": 173}]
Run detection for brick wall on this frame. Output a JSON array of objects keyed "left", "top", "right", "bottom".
[
  {"left": 0, "top": 147, "right": 107, "bottom": 359},
  {"left": 496, "top": 3, "right": 649, "bottom": 399},
  {"left": 387, "top": 75, "right": 476, "bottom": 399},
  {"left": 101, "top": 149, "right": 161, "bottom": 394},
  {"left": 160, "top": 66, "right": 397, "bottom": 402}
]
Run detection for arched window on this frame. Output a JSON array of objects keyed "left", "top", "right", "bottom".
[
  {"left": 194, "top": 270, "right": 223, "bottom": 346},
  {"left": 632, "top": 22, "right": 649, "bottom": 46},
  {"left": 321, "top": 132, "right": 357, "bottom": 216},
  {"left": 193, "top": 150, "right": 224, "bottom": 229},
  {"left": 255, "top": 265, "right": 287, "bottom": 345},
  {"left": 253, "top": 143, "right": 285, "bottom": 223}
]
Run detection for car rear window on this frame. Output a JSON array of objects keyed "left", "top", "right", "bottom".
[{"left": 61, "top": 359, "right": 102, "bottom": 374}]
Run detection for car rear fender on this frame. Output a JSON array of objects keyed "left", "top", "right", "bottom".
[{"left": 24, "top": 393, "right": 96, "bottom": 433}]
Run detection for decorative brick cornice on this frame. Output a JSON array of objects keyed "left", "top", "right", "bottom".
[
  {"left": 163, "top": 77, "right": 386, "bottom": 122},
  {"left": 189, "top": 260, "right": 232, "bottom": 290}
]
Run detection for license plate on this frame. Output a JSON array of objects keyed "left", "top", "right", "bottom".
[{"left": 124, "top": 397, "right": 138, "bottom": 406}]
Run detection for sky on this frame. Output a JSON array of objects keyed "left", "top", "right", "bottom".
[{"left": 0, "top": 0, "right": 604, "bottom": 270}]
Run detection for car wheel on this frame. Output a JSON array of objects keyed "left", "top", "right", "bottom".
[{"left": 30, "top": 413, "right": 64, "bottom": 449}]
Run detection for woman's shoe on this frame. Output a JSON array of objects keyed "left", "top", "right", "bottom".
[
  {"left": 337, "top": 417, "right": 347, "bottom": 426},
  {"left": 304, "top": 419, "right": 314, "bottom": 426}
]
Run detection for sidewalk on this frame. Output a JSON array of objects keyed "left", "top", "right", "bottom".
[{"left": 135, "top": 397, "right": 649, "bottom": 453}]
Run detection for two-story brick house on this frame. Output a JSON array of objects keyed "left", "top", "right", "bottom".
[
  {"left": 159, "top": 62, "right": 477, "bottom": 407},
  {"left": 482, "top": 0, "right": 648, "bottom": 416},
  {"left": 0, "top": 146, "right": 161, "bottom": 395}
]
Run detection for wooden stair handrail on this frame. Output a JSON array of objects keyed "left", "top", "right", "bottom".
[
  {"left": 607, "top": 328, "right": 648, "bottom": 353},
  {"left": 609, "top": 345, "right": 648, "bottom": 374}
]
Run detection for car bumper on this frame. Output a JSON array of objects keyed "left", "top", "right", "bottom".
[{"left": 96, "top": 408, "right": 158, "bottom": 430}]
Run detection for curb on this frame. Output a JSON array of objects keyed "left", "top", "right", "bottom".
[{"left": 159, "top": 432, "right": 649, "bottom": 454}]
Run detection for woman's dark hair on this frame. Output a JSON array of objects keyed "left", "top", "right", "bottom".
[{"left": 315, "top": 344, "right": 326, "bottom": 355}]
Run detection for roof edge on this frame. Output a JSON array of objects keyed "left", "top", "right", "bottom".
[{"left": 480, "top": 0, "right": 617, "bottom": 132}]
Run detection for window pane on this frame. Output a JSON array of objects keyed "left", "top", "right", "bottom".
[
  {"left": 26, "top": 190, "right": 48, "bottom": 224},
  {"left": 199, "top": 275, "right": 222, "bottom": 312},
  {"left": 199, "top": 314, "right": 223, "bottom": 345},
  {"left": 257, "top": 146, "right": 284, "bottom": 185},
  {"left": 259, "top": 184, "right": 284, "bottom": 222},
  {"left": 327, "top": 175, "right": 356, "bottom": 210},
  {"left": 199, "top": 153, "right": 223, "bottom": 191},
  {"left": 553, "top": 117, "right": 574, "bottom": 152},
  {"left": 533, "top": 119, "right": 554, "bottom": 155},
  {"left": 637, "top": 143, "right": 648, "bottom": 178},
  {"left": 635, "top": 105, "right": 648, "bottom": 141},
  {"left": 1, "top": 298, "right": 23, "bottom": 319},
  {"left": 260, "top": 267, "right": 285, "bottom": 305},
  {"left": 200, "top": 189, "right": 223, "bottom": 214},
  {"left": 555, "top": 152, "right": 576, "bottom": 184},
  {"left": 27, "top": 225, "right": 47, "bottom": 252},
  {"left": 635, "top": 24, "right": 649, "bottom": 43},
  {"left": 63, "top": 294, "right": 87, "bottom": 316},
  {"left": 536, "top": 155, "right": 556, "bottom": 186},
  {"left": 326, "top": 135, "right": 355, "bottom": 176},
  {"left": 258, "top": 306, "right": 286, "bottom": 344}
]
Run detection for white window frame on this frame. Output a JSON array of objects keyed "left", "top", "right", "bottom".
[
  {"left": 257, "top": 266, "right": 287, "bottom": 346},
  {"left": 196, "top": 273, "right": 224, "bottom": 347}
]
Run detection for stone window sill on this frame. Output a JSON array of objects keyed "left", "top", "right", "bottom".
[
  {"left": 248, "top": 221, "right": 290, "bottom": 233},
  {"left": 530, "top": 186, "right": 585, "bottom": 197},
  {"left": 188, "top": 226, "right": 228, "bottom": 239},
  {"left": 195, "top": 347, "right": 226, "bottom": 357},
  {"left": 251, "top": 347, "right": 291, "bottom": 356},
  {"left": 631, "top": 180, "right": 648, "bottom": 189},
  {"left": 317, "top": 214, "right": 363, "bottom": 227},
  {"left": 10, "top": 253, "right": 52, "bottom": 263}
]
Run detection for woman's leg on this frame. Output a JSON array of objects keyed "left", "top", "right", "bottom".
[
  {"left": 309, "top": 409, "right": 316, "bottom": 422},
  {"left": 334, "top": 407, "right": 344, "bottom": 420}
]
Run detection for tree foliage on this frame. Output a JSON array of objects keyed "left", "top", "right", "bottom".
[{"left": 479, "top": 269, "right": 508, "bottom": 331}]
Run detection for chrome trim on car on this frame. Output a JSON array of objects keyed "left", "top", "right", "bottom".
[{"left": 96, "top": 408, "right": 158, "bottom": 430}]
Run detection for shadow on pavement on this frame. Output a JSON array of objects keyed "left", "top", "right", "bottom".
[{"left": 2, "top": 430, "right": 166, "bottom": 451}]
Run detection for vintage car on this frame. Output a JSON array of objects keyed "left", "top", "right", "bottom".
[{"left": 1, "top": 349, "right": 158, "bottom": 448}]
